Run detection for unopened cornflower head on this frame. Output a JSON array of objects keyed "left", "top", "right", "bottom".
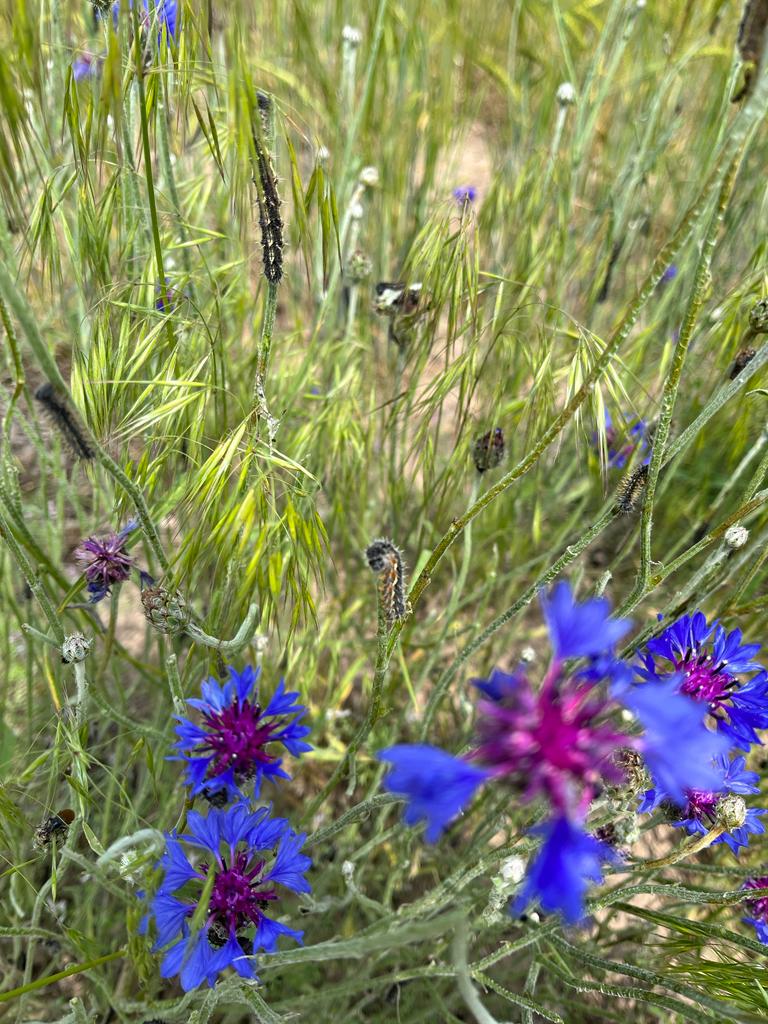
[
  {"left": 378, "top": 581, "right": 732, "bottom": 923},
  {"left": 75, "top": 521, "right": 139, "bottom": 603},
  {"left": 141, "top": 804, "right": 310, "bottom": 991},
  {"left": 639, "top": 754, "right": 766, "bottom": 856},
  {"left": 141, "top": 584, "right": 191, "bottom": 636},
  {"left": 172, "top": 665, "right": 311, "bottom": 802},
  {"left": 637, "top": 611, "right": 768, "bottom": 748}
]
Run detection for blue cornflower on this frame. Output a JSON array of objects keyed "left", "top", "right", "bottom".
[
  {"left": 660, "top": 264, "right": 678, "bottom": 285},
  {"left": 453, "top": 185, "right": 477, "bottom": 205},
  {"left": 143, "top": 804, "right": 310, "bottom": 991},
  {"left": 541, "top": 580, "right": 631, "bottom": 660},
  {"left": 512, "top": 815, "right": 617, "bottom": 925},
  {"left": 640, "top": 611, "right": 768, "bottom": 749},
  {"left": 110, "top": 0, "right": 178, "bottom": 40},
  {"left": 744, "top": 877, "right": 768, "bottom": 944},
  {"left": 75, "top": 520, "right": 139, "bottom": 602},
  {"left": 616, "top": 672, "right": 730, "bottom": 803},
  {"left": 377, "top": 745, "right": 489, "bottom": 843},
  {"left": 640, "top": 754, "right": 766, "bottom": 856},
  {"left": 596, "top": 410, "right": 650, "bottom": 469},
  {"left": 72, "top": 53, "right": 101, "bottom": 82},
  {"left": 172, "top": 666, "right": 312, "bottom": 803}
]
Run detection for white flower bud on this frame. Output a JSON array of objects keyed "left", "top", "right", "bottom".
[
  {"left": 316, "top": 145, "right": 331, "bottom": 166},
  {"left": 716, "top": 793, "right": 747, "bottom": 831},
  {"left": 500, "top": 855, "right": 526, "bottom": 884},
  {"left": 725, "top": 525, "right": 749, "bottom": 549},
  {"left": 520, "top": 646, "right": 536, "bottom": 663},
  {"left": 556, "top": 82, "right": 577, "bottom": 106},
  {"left": 61, "top": 634, "right": 92, "bottom": 664},
  {"left": 342, "top": 25, "right": 363, "bottom": 46},
  {"left": 359, "top": 166, "right": 379, "bottom": 187}
]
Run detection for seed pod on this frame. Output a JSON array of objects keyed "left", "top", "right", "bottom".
[
  {"left": 141, "top": 585, "right": 190, "bottom": 635},
  {"left": 365, "top": 539, "right": 407, "bottom": 624},
  {"left": 347, "top": 249, "right": 372, "bottom": 283},
  {"left": 34, "top": 809, "right": 75, "bottom": 850},
  {"left": 615, "top": 463, "right": 649, "bottom": 514},
  {"left": 716, "top": 793, "right": 747, "bottom": 830},
  {"left": 730, "top": 347, "right": 757, "bottom": 379},
  {"left": 34, "top": 383, "right": 95, "bottom": 461},
  {"left": 472, "top": 428, "right": 505, "bottom": 473}
]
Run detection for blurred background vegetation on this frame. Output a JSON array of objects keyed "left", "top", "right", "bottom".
[{"left": 2, "top": 0, "right": 768, "bottom": 1019}]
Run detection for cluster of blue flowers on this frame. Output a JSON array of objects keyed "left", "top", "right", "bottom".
[
  {"left": 141, "top": 666, "right": 312, "bottom": 990},
  {"left": 377, "top": 582, "right": 765, "bottom": 929}
]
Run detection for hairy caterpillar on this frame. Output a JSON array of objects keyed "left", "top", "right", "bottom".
[
  {"left": 365, "top": 539, "right": 407, "bottom": 624},
  {"left": 615, "top": 463, "right": 649, "bottom": 515},
  {"left": 34, "top": 383, "right": 95, "bottom": 461}
]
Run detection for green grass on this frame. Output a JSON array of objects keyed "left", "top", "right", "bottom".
[{"left": 2, "top": 0, "right": 768, "bottom": 1020}]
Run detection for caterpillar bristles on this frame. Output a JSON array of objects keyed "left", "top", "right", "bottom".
[
  {"left": 615, "top": 463, "right": 649, "bottom": 515},
  {"left": 365, "top": 538, "right": 407, "bottom": 624},
  {"left": 34, "top": 383, "right": 95, "bottom": 461}
]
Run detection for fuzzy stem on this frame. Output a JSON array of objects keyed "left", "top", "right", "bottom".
[
  {"left": 636, "top": 825, "right": 726, "bottom": 870},
  {"left": 0, "top": 503, "right": 65, "bottom": 644},
  {"left": 184, "top": 602, "right": 262, "bottom": 653}
]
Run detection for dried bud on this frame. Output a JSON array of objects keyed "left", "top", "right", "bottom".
[
  {"left": 725, "top": 525, "right": 749, "bottom": 549},
  {"left": 556, "top": 82, "right": 577, "bottom": 106},
  {"left": 61, "top": 633, "right": 92, "bottom": 664},
  {"left": 472, "top": 428, "right": 505, "bottom": 473},
  {"left": 730, "top": 347, "right": 757, "bottom": 379},
  {"left": 716, "top": 793, "right": 747, "bottom": 831},
  {"left": 614, "top": 747, "right": 648, "bottom": 796},
  {"left": 749, "top": 297, "right": 768, "bottom": 334},
  {"left": 141, "top": 585, "right": 190, "bottom": 635},
  {"left": 347, "top": 249, "right": 372, "bottom": 283}
]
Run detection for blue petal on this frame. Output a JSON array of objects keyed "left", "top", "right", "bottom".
[
  {"left": 158, "top": 835, "right": 201, "bottom": 891},
  {"left": 378, "top": 744, "right": 489, "bottom": 843},
  {"left": 254, "top": 914, "right": 304, "bottom": 953},
  {"left": 218, "top": 932, "right": 258, "bottom": 979},
  {"left": 618, "top": 675, "right": 730, "bottom": 802},
  {"left": 512, "top": 815, "right": 616, "bottom": 925},
  {"left": 151, "top": 891, "right": 192, "bottom": 948},
  {"left": 541, "top": 581, "right": 631, "bottom": 659},
  {"left": 264, "top": 830, "right": 312, "bottom": 893},
  {"left": 184, "top": 809, "right": 223, "bottom": 858}
]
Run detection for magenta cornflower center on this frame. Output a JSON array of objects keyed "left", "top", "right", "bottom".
[
  {"left": 683, "top": 789, "right": 718, "bottom": 822},
  {"left": 473, "top": 674, "right": 627, "bottom": 811},
  {"left": 675, "top": 652, "right": 734, "bottom": 711},
  {"left": 206, "top": 851, "right": 278, "bottom": 933},
  {"left": 745, "top": 877, "right": 768, "bottom": 921},
  {"left": 201, "top": 700, "right": 280, "bottom": 779}
]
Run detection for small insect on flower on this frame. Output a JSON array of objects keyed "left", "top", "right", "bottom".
[
  {"left": 142, "top": 804, "right": 310, "bottom": 991},
  {"left": 730, "top": 347, "right": 757, "bottom": 379},
  {"left": 34, "top": 809, "right": 75, "bottom": 850},
  {"left": 472, "top": 428, "right": 505, "bottom": 473},
  {"left": 172, "top": 665, "right": 311, "bottom": 803},
  {"left": 365, "top": 539, "right": 408, "bottom": 624}
]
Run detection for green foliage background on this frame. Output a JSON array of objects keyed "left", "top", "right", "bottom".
[{"left": 2, "top": 0, "right": 768, "bottom": 1019}]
